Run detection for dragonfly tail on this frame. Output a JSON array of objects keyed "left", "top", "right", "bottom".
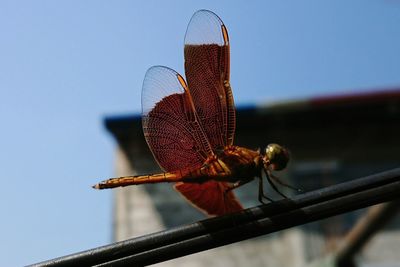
[{"left": 93, "top": 172, "right": 181, "bottom": 189}]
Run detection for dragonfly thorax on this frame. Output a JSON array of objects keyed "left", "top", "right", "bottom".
[{"left": 263, "top": 143, "right": 289, "bottom": 171}]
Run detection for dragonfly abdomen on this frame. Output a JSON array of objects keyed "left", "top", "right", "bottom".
[
  {"left": 93, "top": 171, "right": 185, "bottom": 189},
  {"left": 93, "top": 162, "right": 233, "bottom": 190},
  {"left": 93, "top": 147, "right": 262, "bottom": 190}
]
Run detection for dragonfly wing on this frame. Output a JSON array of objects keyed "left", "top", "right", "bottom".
[
  {"left": 184, "top": 10, "right": 235, "bottom": 149},
  {"left": 142, "top": 66, "right": 213, "bottom": 172},
  {"left": 174, "top": 181, "right": 243, "bottom": 216},
  {"left": 176, "top": 10, "right": 242, "bottom": 216}
]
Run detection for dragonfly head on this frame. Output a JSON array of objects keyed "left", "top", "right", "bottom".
[{"left": 263, "top": 143, "right": 289, "bottom": 171}]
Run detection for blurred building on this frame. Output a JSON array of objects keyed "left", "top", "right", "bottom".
[{"left": 104, "top": 88, "right": 400, "bottom": 267}]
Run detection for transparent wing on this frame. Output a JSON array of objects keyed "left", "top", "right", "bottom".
[
  {"left": 184, "top": 10, "right": 236, "bottom": 149},
  {"left": 142, "top": 66, "right": 213, "bottom": 172}
]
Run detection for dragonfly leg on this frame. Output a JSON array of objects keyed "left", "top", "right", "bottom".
[
  {"left": 265, "top": 169, "right": 302, "bottom": 193},
  {"left": 264, "top": 170, "right": 287, "bottom": 199},
  {"left": 225, "top": 178, "right": 253, "bottom": 193},
  {"left": 258, "top": 176, "right": 273, "bottom": 204}
]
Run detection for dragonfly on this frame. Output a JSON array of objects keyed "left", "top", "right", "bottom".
[{"left": 93, "top": 10, "right": 293, "bottom": 216}]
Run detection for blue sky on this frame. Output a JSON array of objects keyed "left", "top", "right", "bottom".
[{"left": 0, "top": 1, "right": 399, "bottom": 266}]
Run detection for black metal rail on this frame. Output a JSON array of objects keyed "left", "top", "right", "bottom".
[{"left": 29, "top": 168, "right": 400, "bottom": 267}]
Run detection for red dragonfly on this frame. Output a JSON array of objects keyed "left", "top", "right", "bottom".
[{"left": 94, "top": 10, "right": 292, "bottom": 216}]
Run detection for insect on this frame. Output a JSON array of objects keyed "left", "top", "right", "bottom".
[{"left": 93, "top": 10, "right": 293, "bottom": 216}]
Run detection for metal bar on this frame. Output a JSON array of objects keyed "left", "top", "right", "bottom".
[
  {"left": 29, "top": 168, "right": 400, "bottom": 267},
  {"left": 335, "top": 200, "right": 400, "bottom": 267},
  {"left": 95, "top": 180, "right": 400, "bottom": 266}
]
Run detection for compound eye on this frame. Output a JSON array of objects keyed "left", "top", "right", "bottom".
[{"left": 265, "top": 144, "right": 289, "bottom": 171}]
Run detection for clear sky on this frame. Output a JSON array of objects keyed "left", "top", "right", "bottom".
[{"left": 0, "top": 1, "right": 399, "bottom": 266}]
